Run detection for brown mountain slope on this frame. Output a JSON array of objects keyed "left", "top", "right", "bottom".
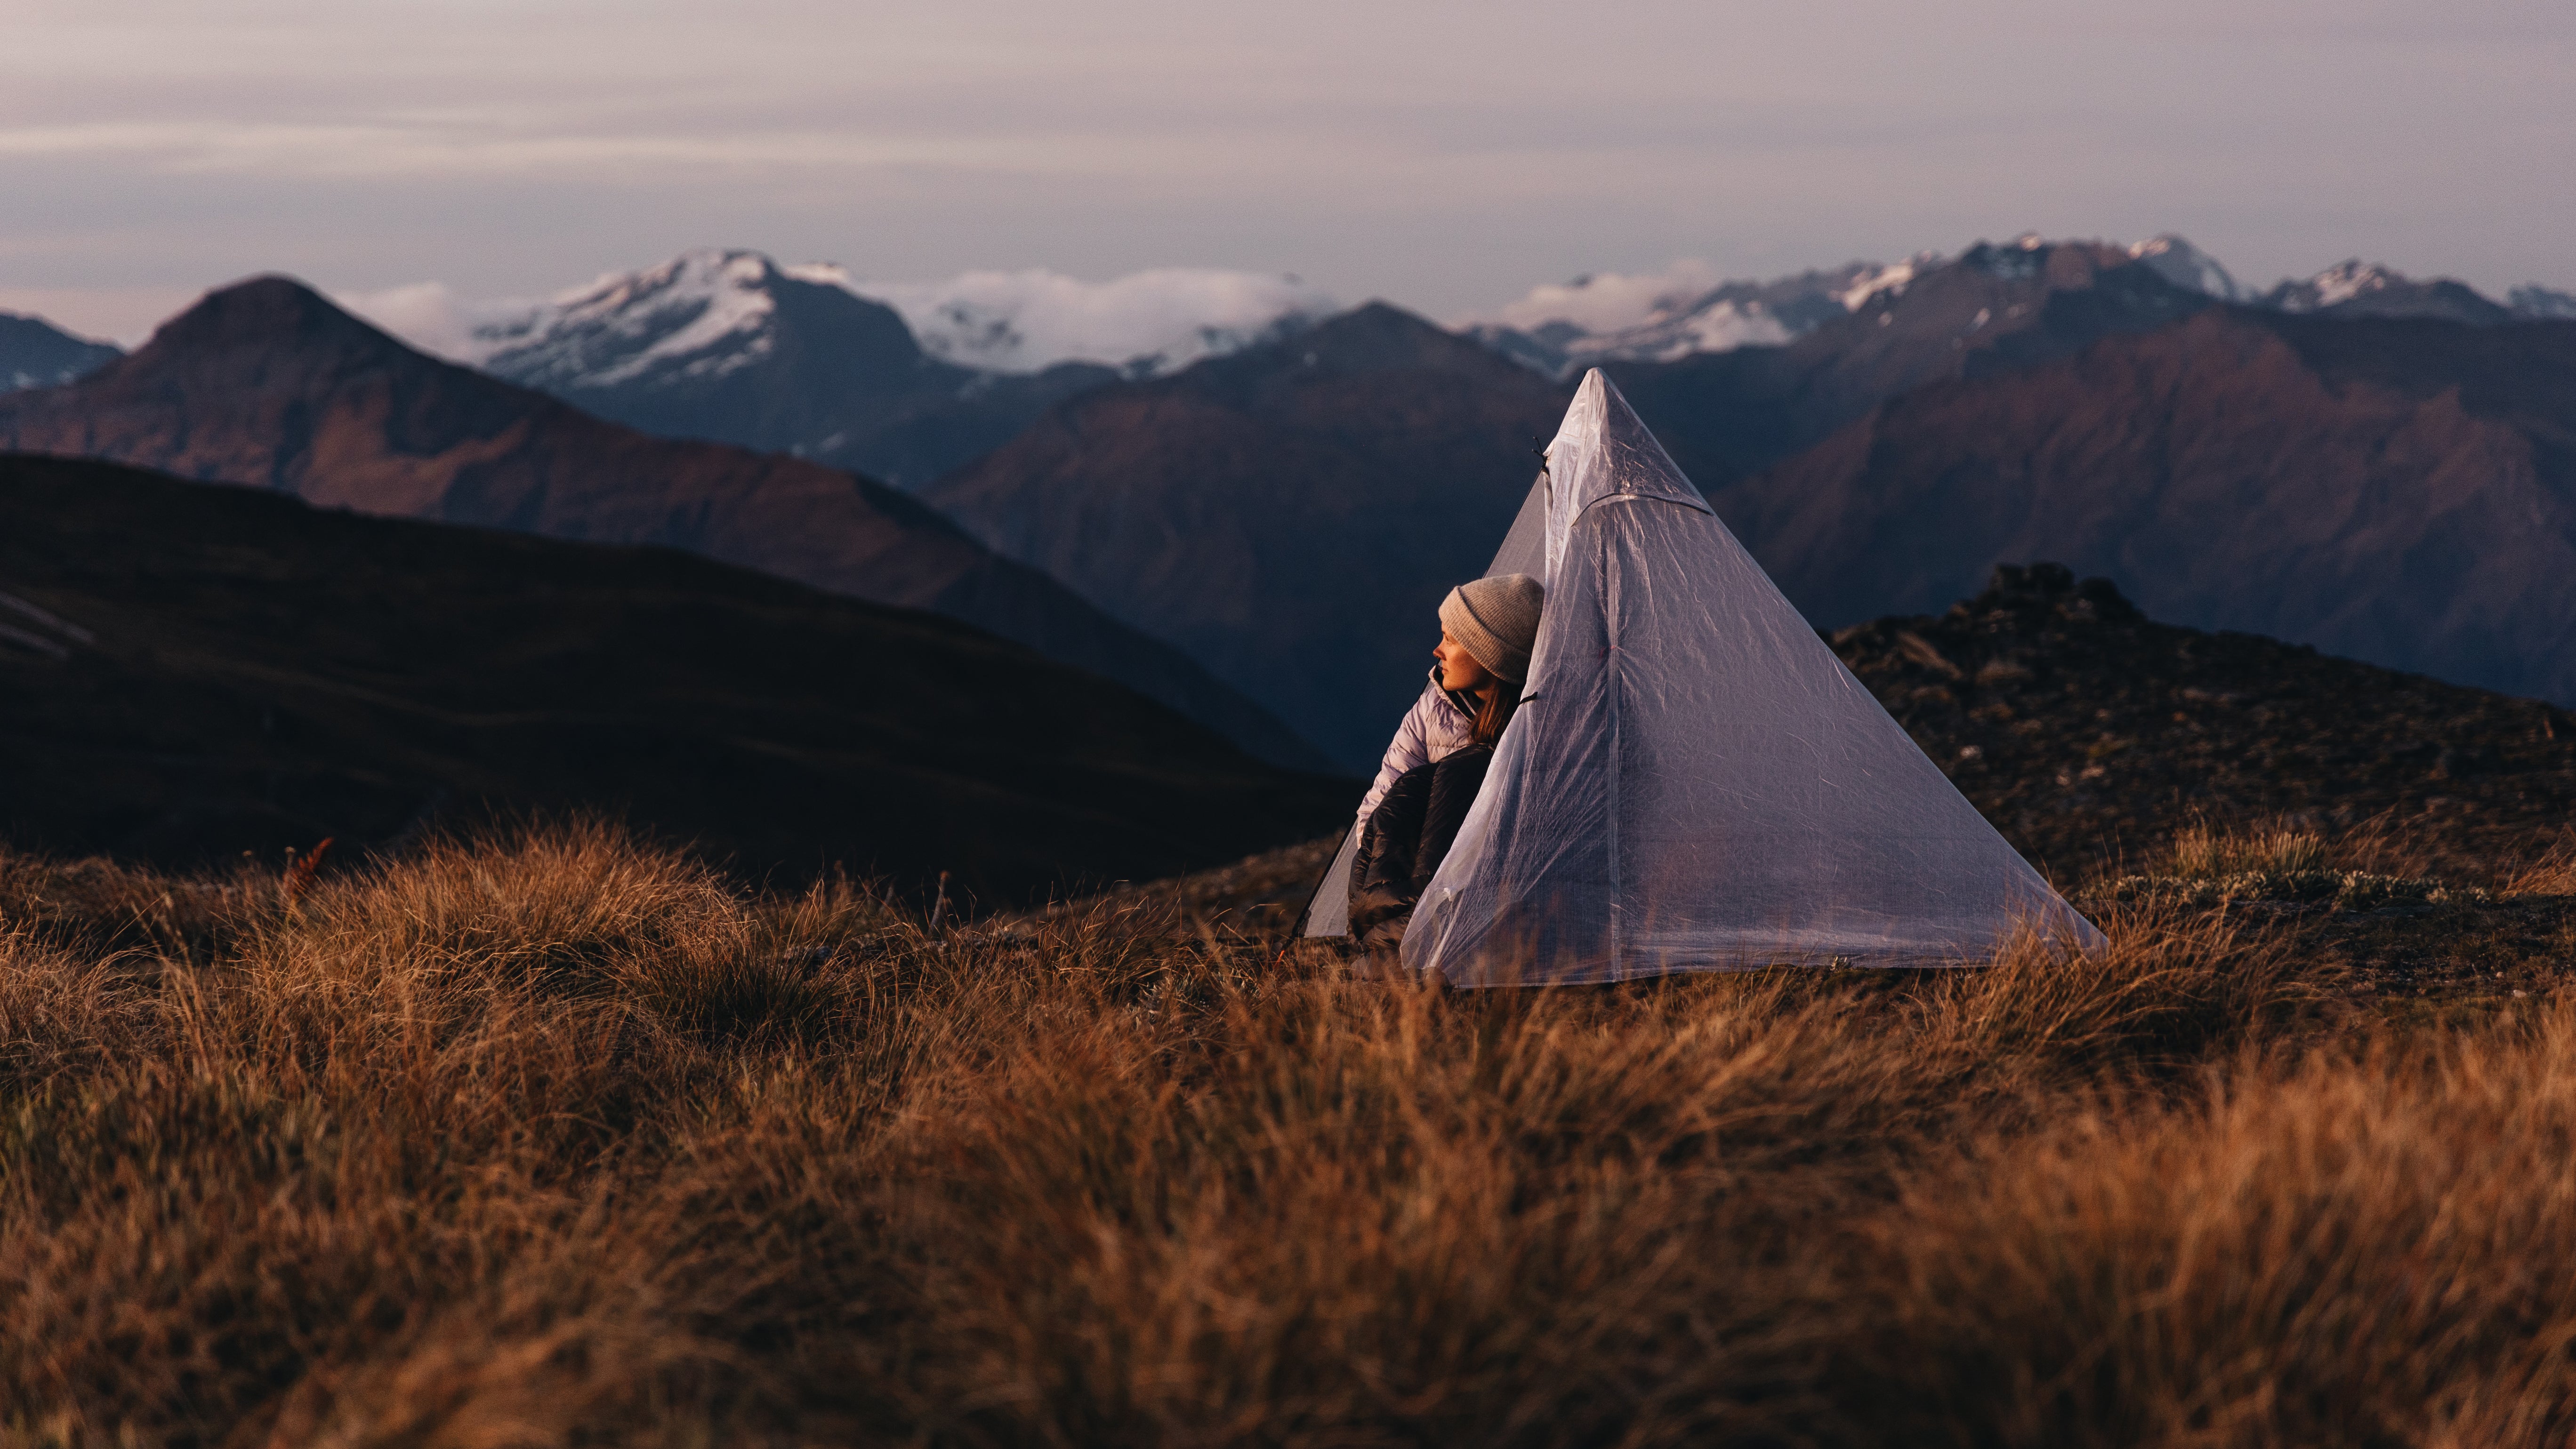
[
  {"left": 0, "top": 277, "right": 1324, "bottom": 769},
  {"left": 921, "top": 303, "right": 1571, "bottom": 769},
  {"left": 0, "top": 453, "right": 1347, "bottom": 899},
  {"left": 1722, "top": 308, "right": 2576, "bottom": 706}
]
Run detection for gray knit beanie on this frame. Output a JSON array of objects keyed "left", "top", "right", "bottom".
[{"left": 1439, "top": 573, "right": 1546, "bottom": 683}]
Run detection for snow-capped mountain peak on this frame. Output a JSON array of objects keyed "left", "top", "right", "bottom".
[
  {"left": 2269, "top": 259, "right": 2407, "bottom": 313},
  {"left": 468, "top": 248, "right": 785, "bottom": 389},
  {"left": 2256, "top": 259, "right": 2517, "bottom": 325}
]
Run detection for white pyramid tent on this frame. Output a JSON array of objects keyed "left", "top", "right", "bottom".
[{"left": 1303, "top": 368, "right": 2102, "bottom": 984}]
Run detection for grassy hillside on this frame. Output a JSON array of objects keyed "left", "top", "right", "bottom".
[
  {"left": 0, "top": 453, "right": 1349, "bottom": 901},
  {"left": 2, "top": 814, "right": 2573, "bottom": 1443},
  {"left": 11, "top": 463, "right": 2576, "bottom": 1439}
]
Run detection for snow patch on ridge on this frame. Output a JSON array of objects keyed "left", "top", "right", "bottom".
[{"left": 1837, "top": 256, "right": 1934, "bottom": 310}]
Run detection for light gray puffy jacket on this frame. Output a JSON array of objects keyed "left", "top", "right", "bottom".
[{"left": 1354, "top": 670, "right": 1480, "bottom": 828}]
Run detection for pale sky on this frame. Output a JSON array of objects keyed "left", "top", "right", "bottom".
[{"left": 4, "top": 0, "right": 2571, "bottom": 343}]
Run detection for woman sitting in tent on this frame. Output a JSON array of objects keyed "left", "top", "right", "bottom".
[{"left": 1346, "top": 572, "right": 1544, "bottom": 953}]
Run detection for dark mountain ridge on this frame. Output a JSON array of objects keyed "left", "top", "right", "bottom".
[
  {"left": 0, "top": 276, "right": 1326, "bottom": 769},
  {"left": 0, "top": 452, "right": 1347, "bottom": 897}
]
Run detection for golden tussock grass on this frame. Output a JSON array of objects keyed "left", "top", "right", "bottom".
[{"left": 0, "top": 820, "right": 2564, "bottom": 1446}]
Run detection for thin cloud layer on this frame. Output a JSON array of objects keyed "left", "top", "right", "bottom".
[{"left": 825, "top": 267, "right": 1336, "bottom": 374}]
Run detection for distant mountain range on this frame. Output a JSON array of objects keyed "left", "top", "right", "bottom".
[
  {"left": 0, "top": 277, "right": 1327, "bottom": 771},
  {"left": 1478, "top": 236, "right": 2576, "bottom": 376},
  {"left": 0, "top": 452, "right": 1345, "bottom": 895},
  {"left": 18, "top": 235, "right": 2563, "bottom": 473},
  {"left": 9, "top": 232, "right": 2574, "bottom": 784},
  {"left": 313, "top": 238, "right": 2572, "bottom": 477}
]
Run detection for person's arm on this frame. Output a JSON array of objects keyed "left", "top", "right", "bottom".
[{"left": 1353, "top": 684, "right": 1441, "bottom": 826}]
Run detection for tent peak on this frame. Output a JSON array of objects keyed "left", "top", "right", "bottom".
[{"left": 1547, "top": 370, "right": 1712, "bottom": 523}]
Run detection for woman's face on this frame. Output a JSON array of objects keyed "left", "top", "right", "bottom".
[{"left": 1434, "top": 630, "right": 1497, "bottom": 694}]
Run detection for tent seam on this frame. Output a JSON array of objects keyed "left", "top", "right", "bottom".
[{"left": 1602, "top": 513, "right": 1623, "bottom": 979}]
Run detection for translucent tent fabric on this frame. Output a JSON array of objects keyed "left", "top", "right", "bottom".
[{"left": 1304, "top": 368, "right": 2102, "bottom": 984}]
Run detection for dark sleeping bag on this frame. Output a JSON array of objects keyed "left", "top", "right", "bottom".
[{"left": 1348, "top": 743, "right": 1494, "bottom": 953}]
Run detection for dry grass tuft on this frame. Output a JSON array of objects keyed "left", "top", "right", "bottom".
[
  {"left": 0, "top": 819, "right": 2566, "bottom": 1445},
  {"left": 2504, "top": 829, "right": 2576, "bottom": 897},
  {"left": 2171, "top": 821, "right": 2327, "bottom": 877}
]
